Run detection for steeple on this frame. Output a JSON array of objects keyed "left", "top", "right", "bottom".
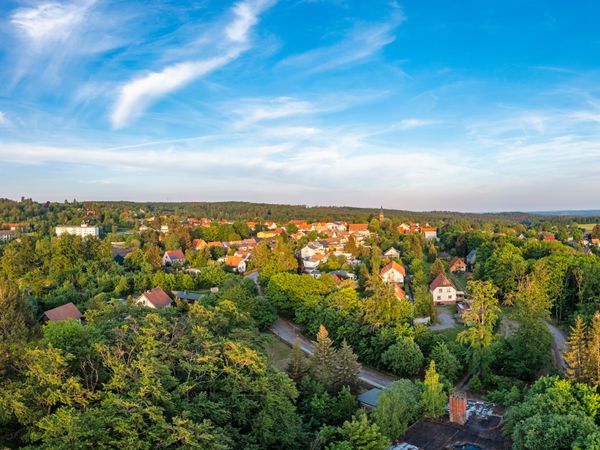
[{"left": 379, "top": 206, "right": 384, "bottom": 222}]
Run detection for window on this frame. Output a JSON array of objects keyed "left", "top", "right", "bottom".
[
  {"left": 448, "top": 295, "right": 452, "bottom": 300},
  {"left": 437, "top": 296, "right": 441, "bottom": 300}
]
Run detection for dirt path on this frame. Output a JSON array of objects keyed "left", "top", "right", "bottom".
[{"left": 547, "top": 321, "right": 567, "bottom": 371}]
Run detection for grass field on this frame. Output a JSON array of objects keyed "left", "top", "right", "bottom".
[
  {"left": 261, "top": 333, "right": 296, "bottom": 371},
  {"left": 576, "top": 223, "right": 598, "bottom": 231}
]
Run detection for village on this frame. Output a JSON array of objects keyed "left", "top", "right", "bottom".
[{"left": 4, "top": 204, "right": 594, "bottom": 450}]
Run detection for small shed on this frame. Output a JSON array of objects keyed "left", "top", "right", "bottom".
[{"left": 357, "top": 388, "right": 383, "bottom": 409}]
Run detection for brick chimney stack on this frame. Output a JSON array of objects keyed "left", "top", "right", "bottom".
[{"left": 449, "top": 391, "right": 467, "bottom": 425}]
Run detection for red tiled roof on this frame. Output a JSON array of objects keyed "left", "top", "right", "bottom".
[
  {"left": 165, "top": 249, "right": 185, "bottom": 260},
  {"left": 139, "top": 287, "right": 172, "bottom": 308},
  {"left": 422, "top": 227, "right": 437, "bottom": 233},
  {"left": 380, "top": 261, "right": 406, "bottom": 277},
  {"left": 394, "top": 285, "right": 406, "bottom": 300},
  {"left": 44, "top": 302, "right": 82, "bottom": 321},
  {"left": 449, "top": 257, "right": 465, "bottom": 269},
  {"left": 349, "top": 224, "right": 368, "bottom": 232},
  {"left": 430, "top": 273, "right": 455, "bottom": 291},
  {"left": 207, "top": 241, "right": 223, "bottom": 247},
  {"left": 193, "top": 239, "right": 207, "bottom": 250},
  {"left": 226, "top": 255, "right": 244, "bottom": 267}
]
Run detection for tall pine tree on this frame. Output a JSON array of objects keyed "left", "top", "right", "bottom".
[
  {"left": 564, "top": 316, "right": 588, "bottom": 383},
  {"left": 586, "top": 313, "right": 600, "bottom": 387},
  {"left": 287, "top": 339, "right": 308, "bottom": 381},
  {"left": 335, "top": 339, "right": 360, "bottom": 391},
  {"left": 312, "top": 325, "right": 337, "bottom": 391}
]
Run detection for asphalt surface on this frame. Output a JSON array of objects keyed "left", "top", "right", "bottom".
[
  {"left": 547, "top": 321, "right": 567, "bottom": 370},
  {"left": 270, "top": 317, "right": 398, "bottom": 389},
  {"left": 430, "top": 306, "right": 457, "bottom": 331}
]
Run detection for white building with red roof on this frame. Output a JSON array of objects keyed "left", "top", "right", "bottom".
[
  {"left": 430, "top": 273, "right": 457, "bottom": 304},
  {"left": 135, "top": 287, "right": 173, "bottom": 308},
  {"left": 380, "top": 261, "right": 406, "bottom": 284},
  {"left": 162, "top": 249, "right": 185, "bottom": 266}
]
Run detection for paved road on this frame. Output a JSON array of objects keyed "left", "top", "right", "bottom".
[
  {"left": 547, "top": 321, "right": 567, "bottom": 371},
  {"left": 270, "top": 317, "right": 398, "bottom": 389}
]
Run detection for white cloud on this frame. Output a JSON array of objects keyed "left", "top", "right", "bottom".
[
  {"left": 110, "top": 0, "right": 275, "bottom": 129},
  {"left": 0, "top": 111, "right": 8, "bottom": 126},
  {"left": 11, "top": 0, "right": 95, "bottom": 44},
  {"left": 279, "top": 15, "right": 403, "bottom": 74}
]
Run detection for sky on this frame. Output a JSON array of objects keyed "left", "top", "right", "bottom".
[{"left": 0, "top": 0, "right": 599, "bottom": 212}]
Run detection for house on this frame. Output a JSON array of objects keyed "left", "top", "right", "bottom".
[
  {"left": 55, "top": 224, "right": 99, "bottom": 238},
  {"left": 422, "top": 227, "right": 437, "bottom": 240},
  {"left": 312, "top": 222, "right": 330, "bottom": 233},
  {"left": 303, "top": 257, "right": 321, "bottom": 271},
  {"left": 380, "top": 261, "right": 406, "bottom": 284},
  {"left": 466, "top": 249, "right": 477, "bottom": 267},
  {"left": 383, "top": 247, "right": 401, "bottom": 259},
  {"left": 264, "top": 221, "right": 278, "bottom": 230},
  {"left": 172, "top": 290, "right": 203, "bottom": 303},
  {"left": 162, "top": 249, "right": 185, "bottom": 266},
  {"left": 449, "top": 257, "right": 467, "bottom": 273},
  {"left": 592, "top": 238, "right": 600, "bottom": 248},
  {"left": 225, "top": 255, "right": 247, "bottom": 273},
  {"left": 135, "top": 287, "right": 172, "bottom": 308},
  {"left": 397, "top": 221, "right": 419, "bottom": 234},
  {"left": 430, "top": 273, "right": 457, "bottom": 304},
  {"left": 7, "top": 223, "right": 29, "bottom": 232},
  {"left": 193, "top": 239, "right": 207, "bottom": 251},
  {"left": 327, "top": 222, "right": 347, "bottom": 232},
  {"left": 0, "top": 230, "right": 15, "bottom": 241},
  {"left": 394, "top": 285, "right": 407, "bottom": 300},
  {"left": 348, "top": 224, "right": 369, "bottom": 236},
  {"left": 160, "top": 225, "right": 169, "bottom": 233},
  {"left": 542, "top": 233, "right": 556, "bottom": 241},
  {"left": 301, "top": 241, "right": 326, "bottom": 259},
  {"left": 42, "top": 303, "right": 82, "bottom": 323}
]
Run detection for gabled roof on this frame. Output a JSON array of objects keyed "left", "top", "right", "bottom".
[
  {"left": 193, "top": 239, "right": 207, "bottom": 249},
  {"left": 380, "top": 261, "right": 406, "bottom": 277},
  {"left": 165, "top": 249, "right": 185, "bottom": 260},
  {"left": 43, "top": 302, "right": 82, "bottom": 322},
  {"left": 430, "top": 273, "right": 455, "bottom": 291},
  {"left": 394, "top": 285, "right": 406, "bottom": 300},
  {"left": 449, "top": 257, "right": 465, "bottom": 268},
  {"left": 349, "top": 223, "right": 369, "bottom": 232},
  {"left": 139, "top": 287, "right": 172, "bottom": 308},
  {"left": 422, "top": 227, "right": 437, "bottom": 233},
  {"left": 226, "top": 255, "right": 244, "bottom": 267}
]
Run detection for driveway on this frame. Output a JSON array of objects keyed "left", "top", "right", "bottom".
[
  {"left": 431, "top": 306, "right": 457, "bottom": 331},
  {"left": 547, "top": 321, "right": 567, "bottom": 371},
  {"left": 270, "top": 317, "right": 398, "bottom": 389}
]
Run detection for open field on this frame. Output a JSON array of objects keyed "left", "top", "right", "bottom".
[{"left": 576, "top": 223, "right": 598, "bottom": 231}]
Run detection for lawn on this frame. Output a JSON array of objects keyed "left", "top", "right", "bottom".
[
  {"left": 448, "top": 271, "right": 467, "bottom": 291},
  {"left": 261, "top": 333, "right": 296, "bottom": 371}
]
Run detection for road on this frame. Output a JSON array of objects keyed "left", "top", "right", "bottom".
[
  {"left": 547, "top": 321, "right": 567, "bottom": 371},
  {"left": 270, "top": 317, "right": 398, "bottom": 389}
]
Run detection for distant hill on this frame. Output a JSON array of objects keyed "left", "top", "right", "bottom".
[{"left": 529, "top": 210, "right": 600, "bottom": 217}]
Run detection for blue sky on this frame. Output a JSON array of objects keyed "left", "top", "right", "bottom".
[{"left": 0, "top": 0, "right": 599, "bottom": 212}]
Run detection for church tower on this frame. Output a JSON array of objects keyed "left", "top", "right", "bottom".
[{"left": 379, "top": 206, "right": 384, "bottom": 222}]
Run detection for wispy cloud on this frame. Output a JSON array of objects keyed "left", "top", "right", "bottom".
[
  {"left": 0, "top": 111, "right": 9, "bottom": 126},
  {"left": 110, "top": 0, "right": 275, "bottom": 129},
  {"left": 279, "top": 14, "right": 403, "bottom": 74},
  {"left": 11, "top": 0, "right": 95, "bottom": 44}
]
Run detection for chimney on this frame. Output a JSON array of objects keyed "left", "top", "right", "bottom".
[{"left": 449, "top": 391, "right": 467, "bottom": 425}]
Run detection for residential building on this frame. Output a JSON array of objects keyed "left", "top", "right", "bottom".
[
  {"left": 0, "top": 230, "right": 15, "bottom": 241},
  {"left": 160, "top": 224, "right": 169, "bottom": 233},
  {"left": 162, "top": 249, "right": 185, "bottom": 266},
  {"left": 172, "top": 290, "right": 203, "bottom": 303},
  {"left": 225, "top": 255, "right": 247, "bottom": 273},
  {"left": 135, "top": 287, "right": 173, "bottom": 308},
  {"left": 193, "top": 239, "right": 207, "bottom": 251},
  {"left": 257, "top": 228, "right": 284, "bottom": 239},
  {"left": 422, "top": 227, "right": 437, "bottom": 240},
  {"left": 430, "top": 273, "right": 457, "bottom": 304},
  {"left": 42, "top": 303, "right": 82, "bottom": 323},
  {"left": 380, "top": 261, "right": 406, "bottom": 284},
  {"left": 449, "top": 257, "right": 467, "bottom": 272},
  {"left": 348, "top": 223, "right": 369, "bottom": 236},
  {"left": 264, "top": 221, "right": 278, "bottom": 230},
  {"left": 301, "top": 241, "right": 326, "bottom": 259},
  {"left": 383, "top": 247, "right": 400, "bottom": 259},
  {"left": 55, "top": 224, "right": 100, "bottom": 238}
]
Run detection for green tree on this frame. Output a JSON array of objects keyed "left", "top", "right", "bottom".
[
  {"left": 287, "top": 339, "right": 308, "bottom": 381},
  {"left": 312, "top": 325, "right": 337, "bottom": 391},
  {"left": 373, "top": 379, "right": 421, "bottom": 439},
  {"left": 457, "top": 280, "right": 500, "bottom": 374},
  {"left": 564, "top": 316, "right": 588, "bottom": 383},
  {"left": 421, "top": 360, "right": 447, "bottom": 418},
  {"left": 430, "top": 258, "right": 445, "bottom": 281},
  {"left": 341, "top": 412, "right": 389, "bottom": 450},
  {"left": 430, "top": 341, "right": 461, "bottom": 384},
  {"left": 381, "top": 336, "right": 424, "bottom": 377},
  {"left": 335, "top": 339, "right": 360, "bottom": 391}
]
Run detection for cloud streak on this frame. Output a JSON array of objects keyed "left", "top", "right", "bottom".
[{"left": 110, "top": 0, "right": 274, "bottom": 129}]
